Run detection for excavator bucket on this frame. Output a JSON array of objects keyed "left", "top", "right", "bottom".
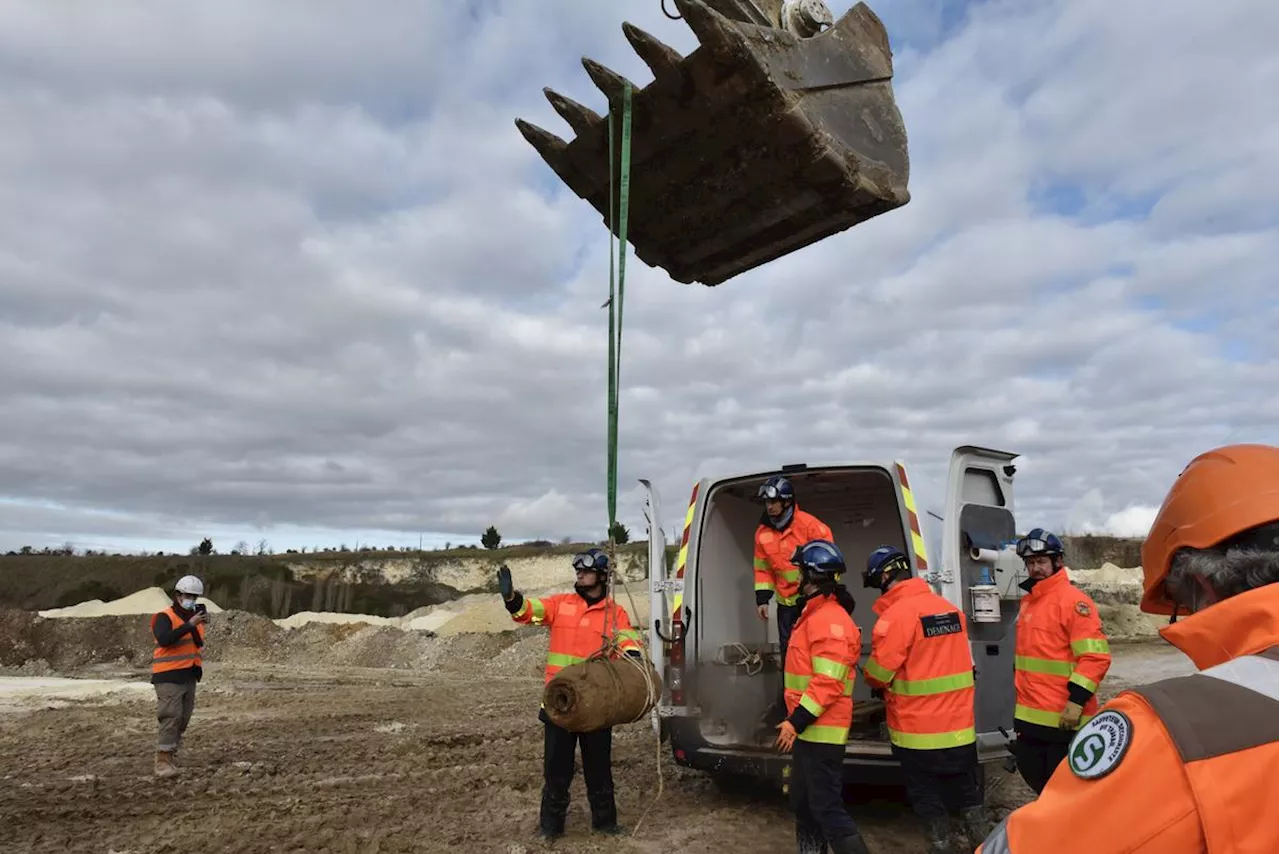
[{"left": 515, "top": 0, "right": 910, "bottom": 286}]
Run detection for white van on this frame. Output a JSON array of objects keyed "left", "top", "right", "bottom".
[{"left": 641, "top": 446, "right": 1025, "bottom": 789}]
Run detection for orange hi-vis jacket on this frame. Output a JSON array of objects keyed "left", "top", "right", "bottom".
[
  {"left": 754, "top": 506, "right": 833, "bottom": 606},
  {"left": 784, "top": 593, "right": 862, "bottom": 745},
  {"left": 977, "top": 582, "right": 1279, "bottom": 854},
  {"left": 863, "top": 578, "right": 976, "bottom": 750},
  {"left": 511, "top": 591, "right": 643, "bottom": 684},
  {"left": 150, "top": 606, "right": 205, "bottom": 675},
  {"left": 1013, "top": 569, "right": 1111, "bottom": 731}
]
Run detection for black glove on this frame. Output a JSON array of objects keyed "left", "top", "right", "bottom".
[{"left": 497, "top": 565, "right": 514, "bottom": 601}]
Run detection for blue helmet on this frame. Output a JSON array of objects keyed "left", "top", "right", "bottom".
[
  {"left": 864, "top": 545, "right": 911, "bottom": 590},
  {"left": 1016, "top": 528, "right": 1064, "bottom": 561},
  {"left": 572, "top": 548, "right": 609, "bottom": 574},
  {"left": 791, "top": 539, "right": 846, "bottom": 579},
  {"left": 756, "top": 475, "right": 794, "bottom": 503}
]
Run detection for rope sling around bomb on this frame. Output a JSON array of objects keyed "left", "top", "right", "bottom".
[{"left": 533, "top": 81, "right": 666, "bottom": 837}]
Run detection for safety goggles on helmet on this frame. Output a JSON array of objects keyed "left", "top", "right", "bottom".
[
  {"left": 1016, "top": 536, "right": 1061, "bottom": 558},
  {"left": 757, "top": 483, "right": 788, "bottom": 500},
  {"left": 571, "top": 550, "right": 608, "bottom": 572}
]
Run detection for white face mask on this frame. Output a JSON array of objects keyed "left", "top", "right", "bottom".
[{"left": 180, "top": 597, "right": 197, "bottom": 610}]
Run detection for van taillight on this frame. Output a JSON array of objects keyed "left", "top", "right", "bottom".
[{"left": 668, "top": 620, "right": 686, "bottom": 705}]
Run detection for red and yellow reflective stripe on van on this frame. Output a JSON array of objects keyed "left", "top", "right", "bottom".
[
  {"left": 894, "top": 462, "right": 929, "bottom": 571},
  {"left": 671, "top": 481, "right": 699, "bottom": 619}
]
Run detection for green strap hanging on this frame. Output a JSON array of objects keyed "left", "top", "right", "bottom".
[{"left": 605, "top": 82, "right": 633, "bottom": 534}]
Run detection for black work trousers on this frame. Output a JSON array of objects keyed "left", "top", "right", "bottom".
[
  {"left": 790, "top": 740, "right": 868, "bottom": 853},
  {"left": 1012, "top": 732, "right": 1070, "bottom": 795},
  {"left": 540, "top": 714, "right": 617, "bottom": 835},
  {"left": 892, "top": 742, "right": 984, "bottom": 821}
]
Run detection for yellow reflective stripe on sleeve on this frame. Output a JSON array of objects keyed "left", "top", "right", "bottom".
[
  {"left": 863, "top": 658, "right": 895, "bottom": 684},
  {"left": 785, "top": 673, "right": 810, "bottom": 691},
  {"left": 889, "top": 670, "right": 974, "bottom": 696},
  {"left": 1071, "top": 638, "right": 1111, "bottom": 655},
  {"left": 1069, "top": 671, "right": 1098, "bottom": 693},
  {"left": 811, "top": 657, "right": 850, "bottom": 681},
  {"left": 776, "top": 593, "right": 800, "bottom": 606},
  {"left": 530, "top": 599, "right": 546, "bottom": 622},
  {"left": 797, "top": 724, "right": 849, "bottom": 745},
  {"left": 546, "top": 652, "right": 586, "bottom": 668},
  {"left": 778, "top": 568, "right": 800, "bottom": 582},
  {"left": 888, "top": 726, "right": 977, "bottom": 749},
  {"left": 1014, "top": 705, "right": 1094, "bottom": 729},
  {"left": 753, "top": 558, "right": 771, "bottom": 571},
  {"left": 1014, "top": 655, "right": 1073, "bottom": 677},
  {"left": 755, "top": 581, "right": 776, "bottom": 592},
  {"left": 799, "top": 694, "right": 825, "bottom": 717}
]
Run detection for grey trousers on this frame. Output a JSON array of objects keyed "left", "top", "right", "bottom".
[{"left": 155, "top": 680, "right": 197, "bottom": 752}]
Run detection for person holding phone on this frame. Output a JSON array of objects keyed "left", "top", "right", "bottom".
[{"left": 150, "top": 574, "right": 208, "bottom": 778}]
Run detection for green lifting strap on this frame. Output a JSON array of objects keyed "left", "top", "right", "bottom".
[{"left": 605, "top": 81, "right": 633, "bottom": 533}]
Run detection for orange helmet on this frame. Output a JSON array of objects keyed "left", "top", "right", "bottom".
[{"left": 1140, "top": 443, "right": 1280, "bottom": 615}]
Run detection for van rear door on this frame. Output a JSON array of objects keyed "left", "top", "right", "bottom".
[{"left": 938, "top": 445, "right": 1021, "bottom": 761}]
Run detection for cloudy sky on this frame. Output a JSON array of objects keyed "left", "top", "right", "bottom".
[{"left": 0, "top": 0, "right": 1276, "bottom": 557}]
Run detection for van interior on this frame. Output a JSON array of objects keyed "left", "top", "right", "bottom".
[{"left": 690, "top": 467, "right": 910, "bottom": 751}]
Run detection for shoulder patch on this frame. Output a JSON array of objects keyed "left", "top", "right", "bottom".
[
  {"left": 920, "top": 612, "right": 963, "bottom": 638},
  {"left": 1075, "top": 600, "right": 1092, "bottom": 617},
  {"left": 1067, "top": 709, "right": 1133, "bottom": 780},
  {"left": 829, "top": 622, "right": 845, "bottom": 638}
]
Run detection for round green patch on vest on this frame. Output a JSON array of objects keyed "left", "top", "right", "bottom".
[{"left": 1067, "top": 709, "right": 1133, "bottom": 780}]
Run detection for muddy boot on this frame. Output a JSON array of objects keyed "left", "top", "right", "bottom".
[
  {"left": 795, "top": 818, "right": 828, "bottom": 854},
  {"left": 961, "top": 805, "right": 992, "bottom": 848},
  {"left": 588, "top": 789, "right": 620, "bottom": 835},
  {"left": 828, "top": 832, "right": 872, "bottom": 854},
  {"left": 538, "top": 786, "right": 568, "bottom": 839},
  {"left": 154, "top": 751, "right": 179, "bottom": 778},
  {"left": 925, "top": 816, "right": 954, "bottom": 853}
]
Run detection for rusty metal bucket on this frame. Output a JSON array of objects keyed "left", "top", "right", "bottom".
[{"left": 515, "top": 0, "right": 910, "bottom": 286}]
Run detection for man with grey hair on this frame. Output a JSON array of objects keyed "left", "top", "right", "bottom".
[{"left": 977, "top": 443, "right": 1278, "bottom": 853}]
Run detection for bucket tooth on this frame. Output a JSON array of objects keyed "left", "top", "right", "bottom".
[
  {"left": 543, "top": 88, "right": 601, "bottom": 138},
  {"left": 513, "top": 118, "right": 572, "bottom": 174},
  {"left": 581, "top": 57, "right": 636, "bottom": 106},
  {"left": 622, "top": 21, "right": 683, "bottom": 78},
  {"left": 672, "top": 0, "right": 748, "bottom": 55}
]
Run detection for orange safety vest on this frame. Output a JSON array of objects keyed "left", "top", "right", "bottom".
[
  {"left": 754, "top": 506, "right": 834, "bottom": 606},
  {"left": 1013, "top": 569, "right": 1111, "bottom": 730},
  {"left": 863, "top": 578, "right": 976, "bottom": 750},
  {"left": 978, "top": 582, "right": 1279, "bottom": 854},
  {"left": 784, "top": 594, "right": 861, "bottom": 745},
  {"left": 150, "top": 606, "right": 205, "bottom": 674},
  {"left": 512, "top": 592, "right": 643, "bottom": 684}
]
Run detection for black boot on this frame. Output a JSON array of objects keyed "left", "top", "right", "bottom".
[
  {"left": 924, "top": 815, "right": 954, "bottom": 853},
  {"left": 538, "top": 785, "right": 568, "bottom": 839},
  {"left": 828, "top": 832, "right": 872, "bottom": 854},
  {"left": 588, "top": 786, "right": 620, "bottom": 834},
  {"left": 961, "top": 805, "right": 992, "bottom": 848},
  {"left": 795, "top": 817, "right": 828, "bottom": 854}
]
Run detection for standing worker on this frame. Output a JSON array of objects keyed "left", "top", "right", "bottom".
[
  {"left": 753, "top": 475, "right": 835, "bottom": 721},
  {"left": 977, "top": 443, "right": 1278, "bottom": 853},
  {"left": 150, "top": 574, "right": 208, "bottom": 778},
  {"left": 774, "top": 539, "right": 872, "bottom": 854},
  {"left": 499, "top": 548, "right": 644, "bottom": 840},
  {"left": 861, "top": 545, "right": 990, "bottom": 853},
  {"left": 1008, "top": 528, "right": 1111, "bottom": 794}
]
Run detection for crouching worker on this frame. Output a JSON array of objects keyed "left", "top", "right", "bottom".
[
  {"left": 498, "top": 548, "right": 644, "bottom": 839},
  {"left": 150, "top": 574, "right": 208, "bottom": 778},
  {"left": 862, "top": 546, "right": 988, "bottom": 853},
  {"left": 774, "top": 540, "right": 872, "bottom": 854}
]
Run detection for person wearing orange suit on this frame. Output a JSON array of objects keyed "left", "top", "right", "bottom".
[
  {"left": 977, "top": 443, "right": 1279, "bottom": 854},
  {"left": 1007, "top": 528, "right": 1111, "bottom": 794},
  {"left": 753, "top": 475, "right": 835, "bottom": 722},
  {"left": 774, "top": 539, "right": 872, "bottom": 854},
  {"left": 499, "top": 548, "right": 644, "bottom": 839},
  {"left": 861, "top": 546, "right": 989, "bottom": 852}
]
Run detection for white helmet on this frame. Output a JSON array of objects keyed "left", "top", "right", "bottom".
[{"left": 175, "top": 575, "right": 204, "bottom": 597}]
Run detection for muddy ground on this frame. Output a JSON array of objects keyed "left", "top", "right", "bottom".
[{"left": 0, "top": 632, "right": 1192, "bottom": 854}]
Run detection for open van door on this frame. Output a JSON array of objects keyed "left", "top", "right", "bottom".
[
  {"left": 640, "top": 478, "right": 670, "bottom": 738},
  {"left": 937, "top": 446, "right": 1021, "bottom": 763}
]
